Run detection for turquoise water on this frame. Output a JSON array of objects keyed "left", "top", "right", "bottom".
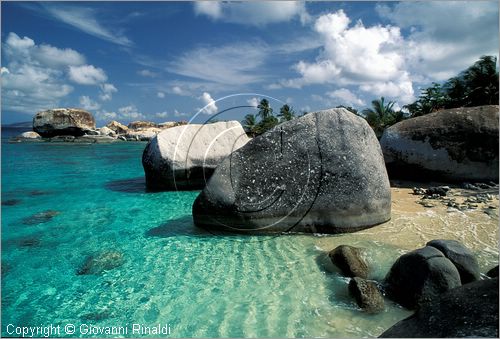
[{"left": 0, "top": 130, "right": 446, "bottom": 337}]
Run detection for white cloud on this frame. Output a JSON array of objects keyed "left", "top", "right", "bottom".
[
  {"left": 193, "top": 1, "right": 309, "bottom": 26},
  {"left": 118, "top": 105, "right": 145, "bottom": 120},
  {"left": 79, "top": 95, "right": 101, "bottom": 110},
  {"left": 99, "top": 83, "right": 117, "bottom": 101},
  {"left": 247, "top": 97, "right": 260, "bottom": 108},
  {"left": 68, "top": 65, "right": 107, "bottom": 85},
  {"left": 95, "top": 110, "right": 118, "bottom": 121},
  {"left": 1, "top": 32, "right": 77, "bottom": 113},
  {"left": 174, "top": 109, "right": 189, "bottom": 117},
  {"left": 44, "top": 5, "right": 132, "bottom": 46},
  {"left": 327, "top": 89, "right": 365, "bottom": 107},
  {"left": 199, "top": 92, "right": 218, "bottom": 115},
  {"left": 157, "top": 91, "right": 165, "bottom": 98},
  {"left": 171, "top": 85, "right": 189, "bottom": 96},
  {"left": 274, "top": 10, "right": 415, "bottom": 104},
  {"left": 138, "top": 69, "right": 157, "bottom": 78},
  {"left": 155, "top": 111, "right": 168, "bottom": 118},
  {"left": 168, "top": 43, "right": 266, "bottom": 86},
  {"left": 377, "top": 1, "right": 499, "bottom": 82}
]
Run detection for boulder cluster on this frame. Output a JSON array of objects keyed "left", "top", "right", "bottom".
[
  {"left": 326, "top": 240, "right": 498, "bottom": 337},
  {"left": 12, "top": 108, "right": 188, "bottom": 144}
]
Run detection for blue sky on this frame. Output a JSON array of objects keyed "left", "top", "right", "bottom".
[{"left": 1, "top": 1, "right": 498, "bottom": 125}]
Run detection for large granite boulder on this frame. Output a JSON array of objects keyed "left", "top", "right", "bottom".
[
  {"left": 192, "top": 108, "right": 391, "bottom": 234},
  {"left": 106, "top": 121, "right": 128, "bottom": 135},
  {"left": 142, "top": 121, "right": 250, "bottom": 190},
  {"left": 126, "top": 128, "right": 161, "bottom": 141},
  {"left": 385, "top": 246, "right": 461, "bottom": 309},
  {"left": 426, "top": 239, "right": 480, "bottom": 284},
  {"left": 380, "top": 278, "right": 499, "bottom": 338},
  {"left": 33, "top": 108, "right": 96, "bottom": 137},
  {"left": 380, "top": 105, "right": 499, "bottom": 182}
]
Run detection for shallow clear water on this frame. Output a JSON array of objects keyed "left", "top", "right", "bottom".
[{"left": 1, "top": 129, "right": 497, "bottom": 338}]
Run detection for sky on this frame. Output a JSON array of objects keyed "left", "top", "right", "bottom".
[{"left": 1, "top": 1, "right": 498, "bottom": 125}]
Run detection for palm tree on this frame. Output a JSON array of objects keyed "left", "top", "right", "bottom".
[
  {"left": 362, "top": 97, "right": 396, "bottom": 138},
  {"left": 277, "top": 104, "right": 295, "bottom": 122},
  {"left": 242, "top": 114, "right": 257, "bottom": 137},
  {"left": 257, "top": 99, "right": 273, "bottom": 120},
  {"left": 463, "top": 55, "right": 499, "bottom": 106}
]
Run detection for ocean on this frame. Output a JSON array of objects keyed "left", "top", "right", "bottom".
[{"left": 1, "top": 127, "right": 497, "bottom": 338}]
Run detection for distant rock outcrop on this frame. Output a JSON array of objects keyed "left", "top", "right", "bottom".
[
  {"left": 106, "top": 121, "right": 129, "bottom": 135},
  {"left": 380, "top": 105, "right": 499, "bottom": 182},
  {"left": 128, "top": 121, "right": 158, "bottom": 130},
  {"left": 142, "top": 121, "right": 250, "bottom": 190},
  {"left": 380, "top": 278, "right": 499, "bottom": 338},
  {"left": 192, "top": 108, "right": 391, "bottom": 234},
  {"left": 33, "top": 108, "right": 96, "bottom": 137}
]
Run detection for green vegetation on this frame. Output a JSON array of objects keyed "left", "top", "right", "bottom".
[
  {"left": 404, "top": 55, "right": 499, "bottom": 116},
  {"left": 362, "top": 97, "right": 405, "bottom": 138},
  {"left": 242, "top": 99, "right": 296, "bottom": 136}
]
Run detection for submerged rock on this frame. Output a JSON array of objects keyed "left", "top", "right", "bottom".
[
  {"left": 77, "top": 250, "right": 125, "bottom": 275},
  {"left": 380, "top": 105, "right": 499, "bottom": 182},
  {"left": 380, "top": 278, "right": 499, "bottom": 338},
  {"left": 21, "top": 210, "right": 60, "bottom": 225},
  {"left": 348, "top": 277, "right": 385, "bottom": 313},
  {"left": 33, "top": 108, "right": 96, "bottom": 137},
  {"left": 143, "top": 121, "right": 250, "bottom": 190},
  {"left": 426, "top": 239, "right": 480, "bottom": 284},
  {"left": 2, "top": 199, "right": 22, "bottom": 206},
  {"left": 192, "top": 108, "right": 391, "bottom": 234},
  {"left": 329, "top": 245, "right": 369, "bottom": 278},
  {"left": 385, "top": 246, "right": 461, "bottom": 309}
]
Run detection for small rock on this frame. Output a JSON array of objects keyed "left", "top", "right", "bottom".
[
  {"left": 77, "top": 250, "right": 125, "bottom": 275},
  {"left": 426, "top": 239, "right": 480, "bottom": 284},
  {"left": 426, "top": 186, "right": 449, "bottom": 196},
  {"left": 476, "top": 183, "right": 491, "bottom": 189},
  {"left": 329, "top": 245, "right": 369, "bottom": 278},
  {"left": 18, "top": 131, "right": 41, "bottom": 139},
  {"left": 412, "top": 187, "right": 426, "bottom": 195},
  {"left": 462, "top": 183, "right": 480, "bottom": 190},
  {"left": 348, "top": 277, "right": 384, "bottom": 313}
]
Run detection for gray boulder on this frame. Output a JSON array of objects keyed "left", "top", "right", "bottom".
[
  {"left": 380, "top": 278, "right": 499, "bottom": 338},
  {"left": 18, "top": 131, "right": 41, "bottom": 139},
  {"left": 142, "top": 121, "right": 250, "bottom": 190},
  {"left": 33, "top": 108, "right": 96, "bottom": 137},
  {"left": 426, "top": 239, "right": 480, "bottom": 284},
  {"left": 385, "top": 246, "right": 461, "bottom": 309},
  {"left": 192, "top": 108, "right": 391, "bottom": 234},
  {"left": 380, "top": 105, "right": 499, "bottom": 182},
  {"left": 349, "top": 277, "right": 385, "bottom": 313},
  {"left": 329, "top": 245, "right": 369, "bottom": 278}
]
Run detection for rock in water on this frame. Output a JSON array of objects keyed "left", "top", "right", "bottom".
[
  {"left": 192, "top": 108, "right": 391, "bottom": 234},
  {"left": 385, "top": 246, "right": 461, "bottom": 309},
  {"left": 142, "top": 121, "right": 250, "bottom": 190},
  {"left": 380, "top": 278, "right": 499, "bottom": 338},
  {"left": 348, "top": 277, "right": 385, "bottom": 313},
  {"left": 18, "top": 131, "right": 41, "bottom": 139},
  {"left": 329, "top": 245, "right": 369, "bottom": 278},
  {"left": 77, "top": 250, "right": 125, "bottom": 275},
  {"left": 380, "top": 105, "right": 499, "bottom": 182},
  {"left": 33, "top": 108, "right": 96, "bottom": 137},
  {"left": 426, "top": 239, "right": 480, "bottom": 284}
]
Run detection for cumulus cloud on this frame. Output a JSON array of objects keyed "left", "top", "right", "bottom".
[
  {"left": 171, "top": 85, "right": 189, "bottom": 96},
  {"left": 99, "top": 83, "right": 117, "bottom": 101},
  {"left": 155, "top": 111, "right": 168, "bottom": 118},
  {"left": 193, "top": 1, "right": 309, "bottom": 26},
  {"left": 327, "top": 89, "right": 365, "bottom": 107},
  {"left": 273, "top": 10, "right": 415, "bottom": 104},
  {"left": 157, "top": 91, "right": 165, "bottom": 98},
  {"left": 118, "top": 105, "right": 145, "bottom": 120},
  {"left": 199, "top": 92, "right": 218, "bottom": 114},
  {"left": 376, "top": 1, "right": 499, "bottom": 81},
  {"left": 247, "top": 97, "right": 260, "bottom": 108},
  {"left": 79, "top": 95, "right": 101, "bottom": 110},
  {"left": 68, "top": 64, "right": 107, "bottom": 85},
  {"left": 1, "top": 32, "right": 81, "bottom": 113},
  {"left": 95, "top": 110, "right": 118, "bottom": 121}
]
